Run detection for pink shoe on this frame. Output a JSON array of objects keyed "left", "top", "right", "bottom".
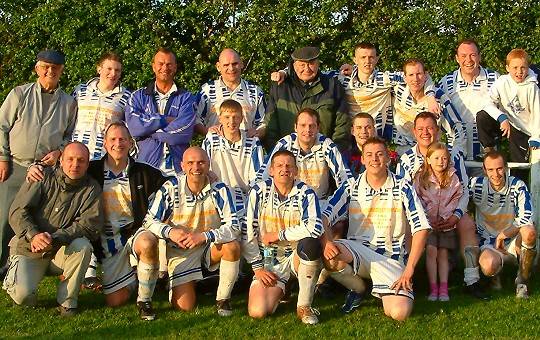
[{"left": 438, "top": 292, "right": 449, "bottom": 301}]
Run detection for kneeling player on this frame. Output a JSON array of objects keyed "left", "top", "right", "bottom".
[
  {"left": 470, "top": 151, "right": 536, "bottom": 298},
  {"left": 322, "top": 138, "right": 430, "bottom": 321},
  {"left": 144, "top": 147, "right": 241, "bottom": 315},
  {"left": 243, "top": 150, "right": 323, "bottom": 324}
]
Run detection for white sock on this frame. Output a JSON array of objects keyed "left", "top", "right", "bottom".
[
  {"left": 137, "top": 261, "right": 158, "bottom": 302},
  {"left": 84, "top": 253, "right": 98, "bottom": 278},
  {"left": 216, "top": 259, "right": 239, "bottom": 301},
  {"left": 330, "top": 264, "right": 366, "bottom": 293},
  {"left": 464, "top": 267, "right": 480, "bottom": 286},
  {"left": 296, "top": 258, "right": 321, "bottom": 307}
]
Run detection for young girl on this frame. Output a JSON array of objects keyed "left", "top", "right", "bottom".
[{"left": 414, "top": 142, "right": 463, "bottom": 301}]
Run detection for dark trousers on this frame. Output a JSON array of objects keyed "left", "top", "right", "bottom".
[{"left": 476, "top": 110, "right": 529, "bottom": 181}]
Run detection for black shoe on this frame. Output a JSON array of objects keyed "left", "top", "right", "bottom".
[
  {"left": 464, "top": 282, "right": 490, "bottom": 300},
  {"left": 315, "top": 282, "right": 335, "bottom": 299},
  {"left": 341, "top": 290, "right": 363, "bottom": 313},
  {"left": 57, "top": 305, "right": 78, "bottom": 317},
  {"left": 137, "top": 301, "right": 156, "bottom": 321},
  {"left": 216, "top": 299, "right": 233, "bottom": 317}
]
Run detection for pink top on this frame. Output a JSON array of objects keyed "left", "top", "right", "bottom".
[{"left": 413, "top": 168, "right": 463, "bottom": 230}]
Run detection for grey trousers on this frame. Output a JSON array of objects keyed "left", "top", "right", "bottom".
[
  {"left": 0, "top": 163, "right": 27, "bottom": 266},
  {"left": 2, "top": 237, "right": 93, "bottom": 309}
]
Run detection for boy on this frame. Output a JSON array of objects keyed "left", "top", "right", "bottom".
[
  {"left": 202, "top": 99, "right": 264, "bottom": 196},
  {"left": 477, "top": 49, "right": 540, "bottom": 180}
]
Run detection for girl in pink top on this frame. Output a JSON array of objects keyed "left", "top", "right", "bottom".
[{"left": 414, "top": 142, "right": 463, "bottom": 301}]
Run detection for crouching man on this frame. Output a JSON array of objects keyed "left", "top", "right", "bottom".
[
  {"left": 470, "top": 151, "right": 536, "bottom": 298},
  {"left": 322, "top": 137, "right": 430, "bottom": 321},
  {"left": 2, "top": 142, "right": 103, "bottom": 316},
  {"left": 143, "top": 147, "right": 241, "bottom": 316},
  {"left": 243, "top": 150, "right": 323, "bottom": 325}
]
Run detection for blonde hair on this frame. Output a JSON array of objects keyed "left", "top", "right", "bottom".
[{"left": 417, "top": 142, "right": 453, "bottom": 189}]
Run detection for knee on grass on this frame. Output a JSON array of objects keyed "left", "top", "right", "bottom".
[{"left": 384, "top": 304, "right": 412, "bottom": 322}]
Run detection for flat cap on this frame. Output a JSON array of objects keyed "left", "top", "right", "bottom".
[
  {"left": 36, "top": 50, "right": 65, "bottom": 65},
  {"left": 291, "top": 46, "right": 320, "bottom": 61}
]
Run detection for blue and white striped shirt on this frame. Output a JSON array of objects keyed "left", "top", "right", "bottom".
[
  {"left": 256, "top": 133, "right": 353, "bottom": 199},
  {"left": 469, "top": 176, "right": 534, "bottom": 243},
  {"left": 202, "top": 130, "right": 264, "bottom": 194},
  {"left": 143, "top": 173, "right": 240, "bottom": 244},
  {"left": 393, "top": 85, "right": 467, "bottom": 156},
  {"left": 323, "top": 171, "right": 431, "bottom": 262},
  {"left": 195, "top": 78, "right": 266, "bottom": 130},
  {"left": 242, "top": 179, "right": 322, "bottom": 270},
  {"left": 71, "top": 78, "right": 131, "bottom": 161},
  {"left": 437, "top": 67, "right": 499, "bottom": 160}
]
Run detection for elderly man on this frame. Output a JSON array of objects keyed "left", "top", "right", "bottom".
[
  {"left": 2, "top": 142, "right": 102, "bottom": 316},
  {"left": 470, "top": 151, "right": 536, "bottom": 298},
  {"left": 143, "top": 147, "right": 241, "bottom": 316},
  {"left": 437, "top": 39, "right": 499, "bottom": 161},
  {"left": 322, "top": 137, "right": 430, "bottom": 321},
  {"left": 0, "top": 50, "right": 77, "bottom": 277},
  {"left": 396, "top": 112, "right": 488, "bottom": 299},
  {"left": 125, "top": 47, "right": 196, "bottom": 176},
  {"left": 264, "top": 46, "right": 350, "bottom": 151},
  {"left": 195, "top": 48, "right": 266, "bottom": 137}
]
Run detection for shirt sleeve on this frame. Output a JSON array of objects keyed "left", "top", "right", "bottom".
[
  {"left": 279, "top": 187, "right": 323, "bottom": 241},
  {"left": 204, "top": 184, "right": 241, "bottom": 244},
  {"left": 142, "top": 179, "right": 177, "bottom": 239},
  {"left": 242, "top": 186, "right": 263, "bottom": 270},
  {"left": 0, "top": 88, "right": 20, "bottom": 161},
  {"left": 401, "top": 180, "right": 432, "bottom": 235}
]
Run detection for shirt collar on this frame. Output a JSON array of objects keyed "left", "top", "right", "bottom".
[{"left": 154, "top": 82, "right": 177, "bottom": 98}]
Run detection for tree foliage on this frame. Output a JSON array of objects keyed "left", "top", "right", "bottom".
[{"left": 1, "top": 0, "right": 539, "bottom": 100}]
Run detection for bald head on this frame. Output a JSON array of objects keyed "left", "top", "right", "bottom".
[
  {"left": 217, "top": 48, "right": 243, "bottom": 86},
  {"left": 181, "top": 147, "right": 210, "bottom": 185},
  {"left": 60, "top": 142, "right": 90, "bottom": 180}
]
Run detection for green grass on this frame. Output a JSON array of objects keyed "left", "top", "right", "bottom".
[{"left": 2, "top": 265, "right": 540, "bottom": 339}]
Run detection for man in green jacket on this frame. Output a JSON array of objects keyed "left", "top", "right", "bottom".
[
  {"left": 263, "top": 47, "right": 350, "bottom": 151},
  {"left": 2, "top": 142, "right": 103, "bottom": 316}
]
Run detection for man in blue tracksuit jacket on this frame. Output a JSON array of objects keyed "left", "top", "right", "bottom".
[{"left": 125, "top": 47, "right": 196, "bottom": 175}]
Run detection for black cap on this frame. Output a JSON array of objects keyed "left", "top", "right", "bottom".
[
  {"left": 291, "top": 46, "right": 320, "bottom": 61},
  {"left": 36, "top": 50, "right": 65, "bottom": 65}
]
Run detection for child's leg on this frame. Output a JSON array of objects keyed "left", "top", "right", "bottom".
[
  {"left": 508, "top": 125, "right": 530, "bottom": 182},
  {"left": 426, "top": 244, "right": 438, "bottom": 300},
  {"left": 426, "top": 245, "right": 438, "bottom": 285},
  {"left": 437, "top": 248, "right": 449, "bottom": 285}
]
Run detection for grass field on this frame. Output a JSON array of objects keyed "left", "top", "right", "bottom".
[{"left": 2, "top": 264, "right": 540, "bottom": 339}]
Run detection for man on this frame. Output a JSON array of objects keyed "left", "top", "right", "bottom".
[
  {"left": 257, "top": 108, "right": 352, "bottom": 201},
  {"left": 143, "top": 147, "right": 241, "bottom": 316},
  {"left": 2, "top": 142, "right": 102, "bottom": 316},
  {"left": 87, "top": 122, "right": 166, "bottom": 319},
  {"left": 264, "top": 46, "right": 350, "bottom": 151},
  {"left": 437, "top": 39, "right": 499, "bottom": 161},
  {"left": 470, "top": 151, "right": 536, "bottom": 298},
  {"left": 393, "top": 59, "right": 466, "bottom": 156},
  {"left": 343, "top": 113, "right": 377, "bottom": 177},
  {"left": 321, "top": 137, "right": 429, "bottom": 321},
  {"left": 195, "top": 48, "right": 266, "bottom": 137},
  {"left": 0, "top": 50, "right": 77, "bottom": 276},
  {"left": 396, "top": 112, "right": 488, "bottom": 299},
  {"left": 125, "top": 47, "right": 196, "bottom": 176},
  {"left": 26, "top": 122, "right": 167, "bottom": 319},
  {"left": 243, "top": 150, "right": 323, "bottom": 324}
]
